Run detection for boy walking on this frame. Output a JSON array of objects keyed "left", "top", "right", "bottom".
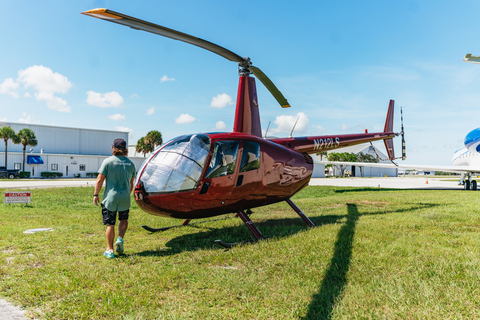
[{"left": 93, "top": 138, "right": 136, "bottom": 258}]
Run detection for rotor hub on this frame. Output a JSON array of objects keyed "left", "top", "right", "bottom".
[{"left": 238, "top": 58, "right": 252, "bottom": 76}]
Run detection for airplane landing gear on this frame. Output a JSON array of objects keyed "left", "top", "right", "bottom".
[{"left": 463, "top": 177, "right": 477, "bottom": 191}]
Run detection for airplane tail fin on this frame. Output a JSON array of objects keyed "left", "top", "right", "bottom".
[{"left": 383, "top": 100, "right": 395, "bottom": 160}]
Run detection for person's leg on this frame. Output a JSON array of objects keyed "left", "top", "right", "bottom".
[
  {"left": 106, "top": 225, "right": 115, "bottom": 251},
  {"left": 118, "top": 219, "right": 128, "bottom": 238},
  {"left": 102, "top": 204, "right": 117, "bottom": 257}
]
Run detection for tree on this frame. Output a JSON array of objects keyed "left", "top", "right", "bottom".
[
  {"left": 356, "top": 152, "right": 379, "bottom": 177},
  {"left": 135, "top": 136, "right": 151, "bottom": 157},
  {"left": 15, "top": 128, "right": 37, "bottom": 171},
  {"left": 315, "top": 151, "right": 328, "bottom": 161},
  {"left": 144, "top": 130, "right": 163, "bottom": 152},
  {"left": 327, "top": 152, "right": 357, "bottom": 176},
  {"left": 0, "top": 126, "right": 16, "bottom": 169}
]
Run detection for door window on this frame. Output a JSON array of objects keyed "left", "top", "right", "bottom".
[
  {"left": 206, "top": 141, "right": 239, "bottom": 179},
  {"left": 240, "top": 141, "right": 260, "bottom": 173}
]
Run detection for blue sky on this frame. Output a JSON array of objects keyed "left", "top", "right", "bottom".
[{"left": 1, "top": 1, "right": 480, "bottom": 165}]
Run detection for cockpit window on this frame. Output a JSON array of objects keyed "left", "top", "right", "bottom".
[
  {"left": 205, "top": 141, "right": 239, "bottom": 179},
  {"left": 240, "top": 141, "right": 260, "bottom": 173},
  {"left": 139, "top": 134, "right": 210, "bottom": 193}
]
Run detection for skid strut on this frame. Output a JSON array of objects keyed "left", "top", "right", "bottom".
[
  {"left": 215, "top": 199, "right": 315, "bottom": 248},
  {"left": 286, "top": 199, "right": 315, "bottom": 227}
]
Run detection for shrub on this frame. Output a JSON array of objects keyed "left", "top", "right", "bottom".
[
  {"left": 86, "top": 172, "right": 99, "bottom": 178},
  {"left": 19, "top": 171, "right": 31, "bottom": 178},
  {"left": 40, "top": 172, "right": 63, "bottom": 179}
]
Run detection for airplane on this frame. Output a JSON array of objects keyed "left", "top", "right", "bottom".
[
  {"left": 319, "top": 127, "right": 480, "bottom": 191},
  {"left": 82, "top": 8, "right": 402, "bottom": 247},
  {"left": 464, "top": 54, "right": 480, "bottom": 64}
]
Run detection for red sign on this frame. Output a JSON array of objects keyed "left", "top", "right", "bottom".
[{"left": 5, "top": 192, "right": 31, "bottom": 204}]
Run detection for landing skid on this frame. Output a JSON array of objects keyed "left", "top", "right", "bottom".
[{"left": 215, "top": 199, "right": 315, "bottom": 248}]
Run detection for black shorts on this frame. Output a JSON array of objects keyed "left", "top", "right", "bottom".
[{"left": 101, "top": 204, "right": 129, "bottom": 226}]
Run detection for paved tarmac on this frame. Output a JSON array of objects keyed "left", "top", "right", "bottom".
[
  {"left": 0, "top": 175, "right": 466, "bottom": 319},
  {"left": 0, "top": 178, "right": 96, "bottom": 190},
  {"left": 309, "top": 176, "right": 464, "bottom": 190}
]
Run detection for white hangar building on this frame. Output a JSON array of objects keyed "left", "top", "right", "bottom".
[
  {"left": 311, "top": 144, "right": 398, "bottom": 178},
  {"left": 0, "top": 122, "right": 147, "bottom": 178}
]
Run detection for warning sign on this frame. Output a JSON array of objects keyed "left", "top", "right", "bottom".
[{"left": 5, "top": 192, "right": 31, "bottom": 204}]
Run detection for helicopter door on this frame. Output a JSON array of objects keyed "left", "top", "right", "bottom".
[
  {"left": 231, "top": 141, "right": 265, "bottom": 208},
  {"left": 194, "top": 140, "right": 239, "bottom": 210}
]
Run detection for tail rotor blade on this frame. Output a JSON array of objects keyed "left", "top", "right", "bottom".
[{"left": 251, "top": 66, "right": 290, "bottom": 108}]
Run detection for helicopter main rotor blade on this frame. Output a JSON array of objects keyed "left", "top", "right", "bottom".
[
  {"left": 251, "top": 66, "right": 290, "bottom": 108},
  {"left": 82, "top": 8, "right": 291, "bottom": 108},
  {"left": 82, "top": 8, "right": 245, "bottom": 63}
]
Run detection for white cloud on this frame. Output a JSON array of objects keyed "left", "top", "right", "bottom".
[
  {"left": 313, "top": 125, "right": 325, "bottom": 133},
  {"left": 146, "top": 106, "right": 155, "bottom": 115},
  {"left": 86, "top": 91, "right": 123, "bottom": 108},
  {"left": 215, "top": 121, "right": 227, "bottom": 131},
  {"left": 130, "top": 93, "right": 140, "bottom": 99},
  {"left": 108, "top": 113, "right": 125, "bottom": 121},
  {"left": 211, "top": 93, "right": 233, "bottom": 108},
  {"left": 270, "top": 112, "right": 309, "bottom": 135},
  {"left": 160, "top": 75, "right": 175, "bottom": 82},
  {"left": 18, "top": 112, "right": 38, "bottom": 124},
  {"left": 0, "top": 78, "right": 20, "bottom": 98},
  {"left": 175, "top": 113, "right": 195, "bottom": 124},
  {"left": 16, "top": 65, "right": 73, "bottom": 112},
  {"left": 115, "top": 126, "right": 133, "bottom": 140},
  {"left": 0, "top": 117, "right": 7, "bottom": 122}
]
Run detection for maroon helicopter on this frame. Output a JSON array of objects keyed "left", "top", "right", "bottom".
[{"left": 82, "top": 9, "right": 402, "bottom": 247}]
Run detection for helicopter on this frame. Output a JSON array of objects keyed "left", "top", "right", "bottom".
[{"left": 82, "top": 9, "right": 403, "bottom": 247}]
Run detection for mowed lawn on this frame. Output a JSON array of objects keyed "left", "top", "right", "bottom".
[{"left": 1, "top": 185, "right": 480, "bottom": 319}]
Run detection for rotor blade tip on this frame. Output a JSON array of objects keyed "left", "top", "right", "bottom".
[
  {"left": 81, "top": 8, "right": 122, "bottom": 20},
  {"left": 282, "top": 104, "right": 291, "bottom": 108}
]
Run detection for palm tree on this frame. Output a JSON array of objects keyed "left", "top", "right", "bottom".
[
  {"left": 144, "top": 130, "right": 163, "bottom": 152},
  {"left": 135, "top": 136, "right": 151, "bottom": 157},
  {"left": 15, "top": 128, "right": 38, "bottom": 171},
  {"left": 0, "top": 126, "right": 16, "bottom": 169}
]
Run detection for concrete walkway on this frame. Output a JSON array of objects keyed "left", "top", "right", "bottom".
[{"left": 0, "top": 299, "right": 28, "bottom": 320}]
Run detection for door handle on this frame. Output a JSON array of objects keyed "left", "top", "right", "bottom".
[{"left": 236, "top": 175, "right": 244, "bottom": 187}]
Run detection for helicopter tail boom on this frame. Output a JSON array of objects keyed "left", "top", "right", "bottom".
[{"left": 269, "top": 100, "right": 397, "bottom": 156}]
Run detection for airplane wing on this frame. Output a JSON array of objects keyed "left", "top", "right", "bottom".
[
  {"left": 317, "top": 161, "right": 480, "bottom": 175},
  {"left": 464, "top": 54, "right": 480, "bottom": 64}
]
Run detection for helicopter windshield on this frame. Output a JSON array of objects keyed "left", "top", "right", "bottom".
[{"left": 139, "top": 134, "right": 211, "bottom": 193}]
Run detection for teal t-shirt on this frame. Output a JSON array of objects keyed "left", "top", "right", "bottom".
[{"left": 98, "top": 156, "right": 136, "bottom": 211}]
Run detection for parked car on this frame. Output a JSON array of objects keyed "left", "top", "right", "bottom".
[{"left": 0, "top": 167, "right": 20, "bottom": 179}]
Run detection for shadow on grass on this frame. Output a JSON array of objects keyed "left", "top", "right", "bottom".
[
  {"left": 302, "top": 203, "right": 359, "bottom": 320},
  {"left": 301, "top": 201, "right": 439, "bottom": 319},
  {"left": 134, "top": 201, "right": 438, "bottom": 259},
  {"left": 135, "top": 214, "right": 345, "bottom": 257}
]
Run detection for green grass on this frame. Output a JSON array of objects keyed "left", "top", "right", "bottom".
[{"left": 1, "top": 186, "right": 480, "bottom": 319}]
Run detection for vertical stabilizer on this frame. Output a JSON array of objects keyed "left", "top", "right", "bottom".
[{"left": 383, "top": 100, "right": 395, "bottom": 160}]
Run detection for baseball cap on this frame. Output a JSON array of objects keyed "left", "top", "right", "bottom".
[{"left": 113, "top": 138, "right": 127, "bottom": 150}]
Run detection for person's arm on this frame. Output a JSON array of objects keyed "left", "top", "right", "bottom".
[
  {"left": 93, "top": 173, "right": 106, "bottom": 206},
  {"left": 130, "top": 177, "right": 135, "bottom": 194}
]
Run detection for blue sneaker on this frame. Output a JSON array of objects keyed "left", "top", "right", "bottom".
[
  {"left": 115, "top": 237, "right": 124, "bottom": 254},
  {"left": 103, "top": 249, "right": 115, "bottom": 259}
]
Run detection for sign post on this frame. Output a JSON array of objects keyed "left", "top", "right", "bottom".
[{"left": 5, "top": 192, "right": 31, "bottom": 206}]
